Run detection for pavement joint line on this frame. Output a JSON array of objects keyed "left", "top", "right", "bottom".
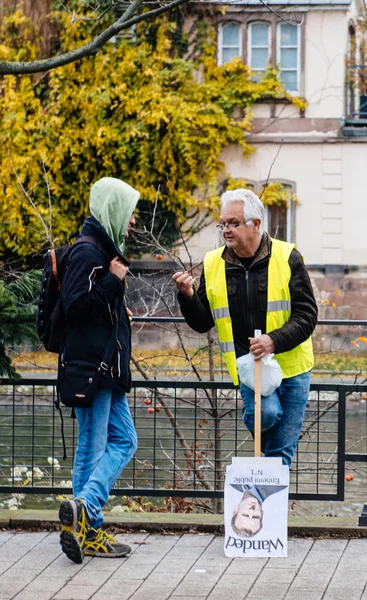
[
  {"left": 281, "top": 537, "right": 316, "bottom": 600},
  {"left": 190, "top": 534, "right": 232, "bottom": 600},
  {"left": 169, "top": 534, "right": 219, "bottom": 599},
  {"left": 12, "top": 532, "right": 65, "bottom": 600},
  {"left": 90, "top": 530, "right": 153, "bottom": 599},
  {"left": 2, "top": 533, "right": 367, "bottom": 600},
  {"left": 124, "top": 531, "right": 185, "bottom": 600},
  {"left": 206, "top": 553, "right": 239, "bottom": 598},
  {"left": 242, "top": 553, "right": 271, "bottom": 598},
  {"left": 77, "top": 532, "right": 142, "bottom": 599},
  {"left": 0, "top": 530, "right": 51, "bottom": 584},
  {"left": 319, "top": 538, "right": 350, "bottom": 600}
]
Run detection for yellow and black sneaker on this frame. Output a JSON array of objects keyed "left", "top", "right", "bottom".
[
  {"left": 59, "top": 499, "right": 90, "bottom": 564},
  {"left": 84, "top": 528, "right": 131, "bottom": 558}
]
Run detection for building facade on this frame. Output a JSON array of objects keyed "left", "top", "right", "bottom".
[{"left": 183, "top": 0, "right": 367, "bottom": 324}]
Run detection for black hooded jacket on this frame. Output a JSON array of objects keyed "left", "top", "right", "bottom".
[
  {"left": 60, "top": 216, "right": 132, "bottom": 392},
  {"left": 179, "top": 233, "right": 318, "bottom": 359}
]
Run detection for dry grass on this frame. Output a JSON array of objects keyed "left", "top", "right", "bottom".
[{"left": 11, "top": 348, "right": 367, "bottom": 377}]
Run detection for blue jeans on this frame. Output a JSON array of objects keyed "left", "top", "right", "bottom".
[
  {"left": 240, "top": 371, "right": 311, "bottom": 466},
  {"left": 73, "top": 389, "right": 137, "bottom": 529}
]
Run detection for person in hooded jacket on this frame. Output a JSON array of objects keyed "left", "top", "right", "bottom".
[{"left": 58, "top": 177, "right": 139, "bottom": 563}]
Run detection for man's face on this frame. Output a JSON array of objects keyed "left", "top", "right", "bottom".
[
  {"left": 232, "top": 492, "right": 263, "bottom": 536},
  {"left": 219, "top": 201, "right": 258, "bottom": 255},
  {"left": 125, "top": 212, "right": 136, "bottom": 239}
]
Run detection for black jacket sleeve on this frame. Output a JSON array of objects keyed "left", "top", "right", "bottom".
[
  {"left": 178, "top": 271, "right": 215, "bottom": 333},
  {"left": 268, "top": 248, "right": 318, "bottom": 354},
  {"left": 61, "top": 243, "right": 123, "bottom": 324}
]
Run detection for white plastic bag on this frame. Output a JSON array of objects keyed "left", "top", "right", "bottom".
[{"left": 236, "top": 353, "right": 283, "bottom": 396}]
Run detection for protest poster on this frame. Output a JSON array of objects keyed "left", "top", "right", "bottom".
[
  {"left": 224, "top": 459, "right": 289, "bottom": 558},
  {"left": 224, "top": 330, "right": 289, "bottom": 558}
]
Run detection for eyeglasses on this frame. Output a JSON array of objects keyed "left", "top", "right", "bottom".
[{"left": 216, "top": 219, "right": 252, "bottom": 231}]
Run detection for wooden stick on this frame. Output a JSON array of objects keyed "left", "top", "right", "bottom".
[{"left": 254, "top": 329, "right": 262, "bottom": 457}]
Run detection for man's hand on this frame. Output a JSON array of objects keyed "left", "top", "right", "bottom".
[
  {"left": 249, "top": 334, "right": 275, "bottom": 360},
  {"left": 126, "top": 307, "right": 133, "bottom": 322},
  {"left": 172, "top": 271, "right": 195, "bottom": 299},
  {"left": 109, "top": 257, "right": 129, "bottom": 281}
]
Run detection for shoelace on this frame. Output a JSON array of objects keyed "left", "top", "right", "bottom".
[
  {"left": 101, "top": 530, "right": 117, "bottom": 543},
  {"left": 90, "top": 528, "right": 117, "bottom": 544}
]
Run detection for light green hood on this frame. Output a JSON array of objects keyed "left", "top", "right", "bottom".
[{"left": 90, "top": 177, "right": 140, "bottom": 252}]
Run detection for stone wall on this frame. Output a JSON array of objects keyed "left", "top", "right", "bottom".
[
  {"left": 310, "top": 266, "right": 367, "bottom": 354},
  {"left": 127, "top": 263, "right": 367, "bottom": 354}
]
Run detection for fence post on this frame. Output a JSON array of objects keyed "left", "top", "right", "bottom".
[{"left": 358, "top": 505, "right": 367, "bottom": 526}]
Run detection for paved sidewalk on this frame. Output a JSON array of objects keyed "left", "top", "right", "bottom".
[{"left": 0, "top": 531, "right": 367, "bottom": 600}]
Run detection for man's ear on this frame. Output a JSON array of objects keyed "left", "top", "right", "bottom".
[
  {"left": 253, "top": 219, "right": 261, "bottom": 232},
  {"left": 232, "top": 506, "right": 239, "bottom": 517}
]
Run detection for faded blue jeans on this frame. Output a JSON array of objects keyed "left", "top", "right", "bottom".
[
  {"left": 73, "top": 389, "right": 137, "bottom": 529},
  {"left": 240, "top": 371, "right": 311, "bottom": 466}
]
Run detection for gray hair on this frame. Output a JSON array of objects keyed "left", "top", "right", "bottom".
[{"left": 220, "top": 188, "right": 265, "bottom": 227}]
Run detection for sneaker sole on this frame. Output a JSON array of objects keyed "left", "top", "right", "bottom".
[
  {"left": 60, "top": 530, "right": 84, "bottom": 564},
  {"left": 84, "top": 549, "right": 131, "bottom": 558},
  {"left": 59, "top": 500, "right": 84, "bottom": 564},
  {"left": 59, "top": 500, "right": 77, "bottom": 530}
]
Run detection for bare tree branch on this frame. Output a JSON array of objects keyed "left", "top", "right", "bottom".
[
  {"left": 259, "top": 139, "right": 284, "bottom": 198},
  {"left": 256, "top": 0, "right": 305, "bottom": 27},
  {"left": 150, "top": 185, "right": 161, "bottom": 235},
  {"left": 8, "top": 149, "right": 55, "bottom": 248},
  {"left": 60, "top": 1, "right": 116, "bottom": 22},
  {"left": 42, "top": 161, "right": 53, "bottom": 242},
  {"left": 131, "top": 353, "right": 213, "bottom": 490},
  {"left": 0, "top": 0, "right": 190, "bottom": 75}
]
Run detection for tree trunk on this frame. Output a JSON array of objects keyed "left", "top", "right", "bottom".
[
  {"left": 0, "top": 0, "right": 51, "bottom": 57},
  {"left": 207, "top": 330, "right": 224, "bottom": 513}
]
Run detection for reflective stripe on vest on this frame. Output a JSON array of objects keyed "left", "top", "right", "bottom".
[
  {"left": 213, "top": 307, "right": 231, "bottom": 320},
  {"left": 268, "top": 300, "right": 291, "bottom": 312},
  {"left": 204, "top": 239, "right": 314, "bottom": 385},
  {"left": 219, "top": 341, "right": 236, "bottom": 353}
]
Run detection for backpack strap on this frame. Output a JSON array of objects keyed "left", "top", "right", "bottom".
[
  {"left": 72, "top": 236, "right": 119, "bottom": 373},
  {"left": 55, "top": 371, "right": 68, "bottom": 460},
  {"left": 50, "top": 249, "right": 62, "bottom": 291},
  {"left": 73, "top": 235, "right": 111, "bottom": 262},
  {"left": 56, "top": 310, "right": 119, "bottom": 441}
]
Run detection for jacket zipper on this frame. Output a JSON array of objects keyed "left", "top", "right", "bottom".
[
  {"left": 244, "top": 269, "right": 255, "bottom": 337},
  {"left": 109, "top": 302, "right": 119, "bottom": 376},
  {"left": 116, "top": 339, "right": 122, "bottom": 378},
  {"left": 236, "top": 266, "right": 255, "bottom": 339},
  {"left": 117, "top": 349, "right": 121, "bottom": 378},
  {"left": 107, "top": 303, "right": 114, "bottom": 325}
]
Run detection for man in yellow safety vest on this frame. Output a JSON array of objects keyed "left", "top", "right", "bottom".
[{"left": 172, "top": 188, "right": 318, "bottom": 465}]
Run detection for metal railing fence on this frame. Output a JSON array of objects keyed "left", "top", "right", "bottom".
[{"left": 0, "top": 378, "right": 365, "bottom": 503}]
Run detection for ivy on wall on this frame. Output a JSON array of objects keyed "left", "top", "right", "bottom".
[
  {"left": 0, "top": 9, "right": 306, "bottom": 259},
  {"left": 225, "top": 178, "right": 299, "bottom": 207},
  {"left": 260, "top": 182, "right": 299, "bottom": 207}
]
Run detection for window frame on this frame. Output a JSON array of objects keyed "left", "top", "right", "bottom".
[
  {"left": 258, "top": 180, "right": 296, "bottom": 243},
  {"left": 218, "top": 21, "right": 242, "bottom": 66},
  {"left": 247, "top": 21, "right": 271, "bottom": 76},
  {"left": 220, "top": 180, "right": 297, "bottom": 242},
  {"left": 276, "top": 22, "right": 301, "bottom": 95},
  {"left": 216, "top": 14, "right": 304, "bottom": 96}
]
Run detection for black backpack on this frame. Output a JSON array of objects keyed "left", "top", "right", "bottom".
[{"left": 37, "top": 236, "right": 102, "bottom": 353}]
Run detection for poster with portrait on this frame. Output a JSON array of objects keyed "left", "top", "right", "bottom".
[{"left": 224, "top": 458, "right": 289, "bottom": 558}]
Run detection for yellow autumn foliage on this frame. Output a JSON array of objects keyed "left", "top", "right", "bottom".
[
  {"left": 0, "top": 9, "right": 305, "bottom": 258},
  {"left": 261, "top": 182, "right": 299, "bottom": 206}
]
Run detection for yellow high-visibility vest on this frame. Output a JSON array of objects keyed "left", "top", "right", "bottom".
[{"left": 204, "top": 239, "right": 314, "bottom": 386}]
